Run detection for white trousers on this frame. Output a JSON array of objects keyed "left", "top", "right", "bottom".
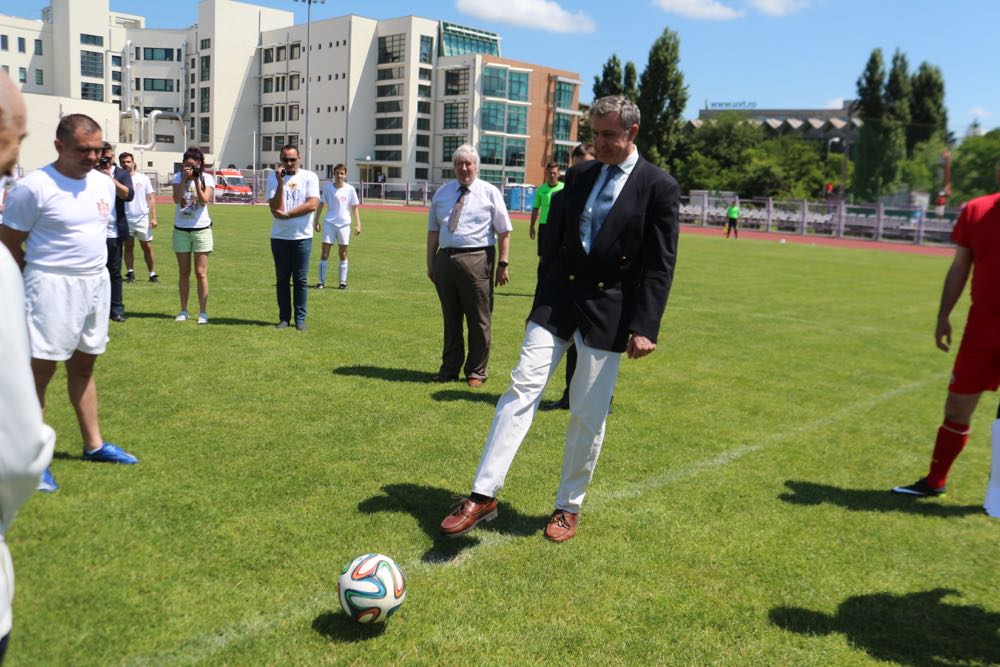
[
  {"left": 471, "top": 322, "right": 621, "bottom": 513},
  {"left": 985, "top": 415, "right": 1000, "bottom": 518}
]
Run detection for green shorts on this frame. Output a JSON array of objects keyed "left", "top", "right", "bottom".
[{"left": 173, "top": 227, "right": 214, "bottom": 253}]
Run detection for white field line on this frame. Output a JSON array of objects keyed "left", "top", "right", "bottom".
[{"left": 123, "top": 373, "right": 937, "bottom": 666}]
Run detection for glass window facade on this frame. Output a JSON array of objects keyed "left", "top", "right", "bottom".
[
  {"left": 200, "top": 87, "right": 209, "bottom": 112},
  {"left": 417, "top": 84, "right": 431, "bottom": 98},
  {"left": 80, "top": 82, "right": 104, "bottom": 101},
  {"left": 506, "top": 105, "right": 527, "bottom": 135},
  {"left": 481, "top": 101, "right": 505, "bottom": 132},
  {"left": 143, "top": 47, "right": 174, "bottom": 61},
  {"left": 417, "top": 101, "right": 431, "bottom": 114},
  {"left": 440, "top": 22, "right": 500, "bottom": 57},
  {"left": 375, "top": 134, "right": 402, "bottom": 146},
  {"left": 80, "top": 51, "right": 103, "bottom": 78},
  {"left": 479, "top": 136, "right": 503, "bottom": 166},
  {"left": 508, "top": 71, "right": 529, "bottom": 102},
  {"left": 417, "top": 117, "right": 430, "bottom": 131},
  {"left": 376, "top": 84, "right": 402, "bottom": 98},
  {"left": 416, "top": 151, "right": 429, "bottom": 164},
  {"left": 554, "top": 113, "right": 573, "bottom": 141},
  {"left": 200, "top": 56, "right": 210, "bottom": 82},
  {"left": 378, "top": 34, "right": 405, "bottom": 64},
  {"left": 374, "top": 150, "right": 402, "bottom": 161},
  {"left": 444, "top": 68, "right": 469, "bottom": 96},
  {"left": 442, "top": 136, "right": 465, "bottom": 163},
  {"left": 479, "top": 169, "right": 503, "bottom": 186},
  {"left": 482, "top": 67, "right": 506, "bottom": 98},
  {"left": 416, "top": 134, "right": 430, "bottom": 147},
  {"left": 375, "top": 116, "right": 403, "bottom": 130},
  {"left": 200, "top": 118, "right": 209, "bottom": 143},
  {"left": 505, "top": 138, "right": 526, "bottom": 167},
  {"left": 34, "top": 39, "right": 42, "bottom": 55},
  {"left": 80, "top": 34, "right": 103, "bottom": 47},
  {"left": 377, "top": 66, "right": 404, "bottom": 81},
  {"left": 144, "top": 78, "right": 175, "bottom": 92},
  {"left": 418, "top": 67, "right": 433, "bottom": 81},
  {"left": 555, "top": 81, "right": 574, "bottom": 109},
  {"left": 419, "top": 35, "right": 434, "bottom": 64},
  {"left": 376, "top": 101, "right": 402, "bottom": 113},
  {"left": 552, "top": 144, "right": 570, "bottom": 170}
]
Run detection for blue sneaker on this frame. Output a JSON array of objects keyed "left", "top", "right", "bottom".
[
  {"left": 37, "top": 468, "right": 59, "bottom": 493},
  {"left": 83, "top": 442, "right": 139, "bottom": 465}
]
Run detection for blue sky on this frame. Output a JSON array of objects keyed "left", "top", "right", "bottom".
[{"left": 13, "top": 0, "right": 999, "bottom": 136}]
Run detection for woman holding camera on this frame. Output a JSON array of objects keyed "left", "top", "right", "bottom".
[{"left": 171, "top": 147, "right": 215, "bottom": 324}]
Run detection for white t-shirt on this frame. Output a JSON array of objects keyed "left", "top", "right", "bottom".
[
  {"left": 126, "top": 172, "right": 153, "bottom": 222},
  {"left": 2, "top": 164, "right": 114, "bottom": 273},
  {"left": 321, "top": 182, "right": 360, "bottom": 227},
  {"left": 172, "top": 172, "right": 216, "bottom": 230},
  {"left": 267, "top": 169, "right": 320, "bottom": 240},
  {"left": 0, "top": 245, "right": 55, "bottom": 640}
]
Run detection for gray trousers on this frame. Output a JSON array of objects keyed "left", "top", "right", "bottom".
[{"left": 433, "top": 247, "right": 494, "bottom": 380}]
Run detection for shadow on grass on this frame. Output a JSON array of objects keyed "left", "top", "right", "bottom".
[
  {"left": 122, "top": 311, "right": 175, "bottom": 320},
  {"left": 357, "top": 483, "right": 548, "bottom": 563},
  {"left": 431, "top": 389, "right": 500, "bottom": 405},
  {"left": 770, "top": 588, "right": 1000, "bottom": 666},
  {"left": 496, "top": 291, "right": 534, "bottom": 299},
  {"left": 311, "top": 611, "right": 386, "bottom": 642},
  {"left": 333, "top": 366, "right": 432, "bottom": 383},
  {"left": 779, "top": 481, "right": 983, "bottom": 517},
  {"left": 126, "top": 311, "right": 273, "bottom": 326}
]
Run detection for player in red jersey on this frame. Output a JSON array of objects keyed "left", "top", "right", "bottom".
[{"left": 893, "top": 165, "right": 1000, "bottom": 497}]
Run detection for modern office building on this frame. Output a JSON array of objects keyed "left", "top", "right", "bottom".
[{"left": 1, "top": 0, "right": 581, "bottom": 186}]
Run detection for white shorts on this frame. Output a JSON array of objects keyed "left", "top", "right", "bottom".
[
  {"left": 322, "top": 223, "right": 351, "bottom": 246},
  {"left": 23, "top": 266, "right": 110, "bottom": 360},
  {"left": 128, "top": 215, "right": 153, "bottom": 242}
]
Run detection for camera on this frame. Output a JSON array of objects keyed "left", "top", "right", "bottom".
[
  {"left": 191, "top": 167, "right": 202, "bottom": 178},
  {"left": 98, "top": 156, "right": 111, "bottom": 169}
]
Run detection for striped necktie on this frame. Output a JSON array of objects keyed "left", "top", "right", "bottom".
[{"left": 448, "top": 185, "right": 470, "bottom": 232}]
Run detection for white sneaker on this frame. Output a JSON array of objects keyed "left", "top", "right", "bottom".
[
  {"left": 197, "top": 312, "right": 209, "bottom": 325},
  {"left": 175, "top": 310, "right": 189, "bottom": 321}
]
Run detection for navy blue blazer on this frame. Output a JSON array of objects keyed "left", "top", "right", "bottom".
[{"left": 529, "top": 154, "right": 679, "bottom": 353}]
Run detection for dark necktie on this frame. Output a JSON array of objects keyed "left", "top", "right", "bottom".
[
  {"left": 448, "top": 185, "right": 470, "bottom": 232},
  {"left": 588, "top": 165, "right": 621, "bottom": 249}
]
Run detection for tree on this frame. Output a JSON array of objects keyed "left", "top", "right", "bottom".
[
  {"left": 852, "top": 49, "right": 887, "bottom": 201},
  {"left": 623, "top": 61, "right": 639, "bottom": 103},
  {"left": 880, "top": 49, "right": 910, "bottom": 182},
  {"left": 592, "top": 55, "right": 623, "bottom": 100},
  {"left": 951, "top": 128, "right": 1000, "bottom": 203},
  {"left": 909, "top": 62, "right": 948, "bottom": 153},
  {"left": 636, "top": 27, "right": 688, "bottom": 171},
  {"left": 900, "top": 137, "right": 948, "bottom": 194}
]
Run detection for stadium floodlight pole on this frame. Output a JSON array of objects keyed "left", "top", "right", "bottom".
[{"left": 293, "top": 0, "right": 325, "bottom": 172}]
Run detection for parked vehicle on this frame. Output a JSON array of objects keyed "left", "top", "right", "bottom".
[{"left": 207, "top": 169, "right": 254, "bottom": 203}]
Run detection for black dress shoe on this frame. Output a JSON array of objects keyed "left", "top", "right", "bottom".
[
  {"left": 110, "top": 313, "right": 126, "bottom": 322},
  {"left": 541, "top": 396, "right": 570, "bottom": 411},
  {"left": 430, "top": 373, "right": 459, "bottom": 383}
]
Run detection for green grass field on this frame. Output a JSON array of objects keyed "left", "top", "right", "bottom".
[{"left": 10, "top": 204, "right": 998, "bottom": 666}]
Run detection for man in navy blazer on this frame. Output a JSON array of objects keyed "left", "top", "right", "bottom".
[{"left": 440, "top": 96, "right": 680, "bottom": 542}]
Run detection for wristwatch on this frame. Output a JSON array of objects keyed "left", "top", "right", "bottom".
[{"left": 497, "top": 260, "right": 509, "bottom": 269}]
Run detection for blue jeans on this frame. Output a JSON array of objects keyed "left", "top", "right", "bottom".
[{"left": 270, "top": 237, "right": 312, "bottom": 324}]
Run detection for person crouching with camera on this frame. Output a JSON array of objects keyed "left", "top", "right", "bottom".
[
  {"left": 97, "top": 142, "right": 134, "bottom": 322},
  {"left": 171, "top": 147, "right": 215, "bottom": 324}
]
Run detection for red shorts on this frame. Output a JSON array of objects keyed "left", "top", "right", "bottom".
[{"left": 949, "top": 312, "right": 1000, "bottom": 394}]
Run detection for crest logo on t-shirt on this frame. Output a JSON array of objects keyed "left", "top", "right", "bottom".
[
  {"left": 97, "top": 199, "right": 111, "bottom": 220},
  {"left": 286, "top": 182, "right": 299, "bottom": 191}
]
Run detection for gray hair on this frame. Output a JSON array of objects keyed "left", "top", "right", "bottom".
[
  {"left": 452, "top": 143, "right": 479, "bottom": 166},
  {"left": 591, "top": 95, "right": 641, "bottom": 132}
]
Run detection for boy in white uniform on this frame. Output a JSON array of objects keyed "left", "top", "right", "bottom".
[
  {"left": 0, "top": 113, "right": 140, "bottom": 496},
  {"left": 314, "top": 163, "right": 361, "bottom": 289},
  {"left": 267, "top": 145, "right": 320, "bottom": 330},
  {"left": 120, "top": 152, "right": 159, "bottom": 283}
]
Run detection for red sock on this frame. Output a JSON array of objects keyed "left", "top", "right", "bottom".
[{"left": 926, "top": 419, "right": 970, "bottom": 488}]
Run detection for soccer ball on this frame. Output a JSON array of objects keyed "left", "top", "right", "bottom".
[{"left": 337, "top": 553, "right": 406, "bottom": 624}]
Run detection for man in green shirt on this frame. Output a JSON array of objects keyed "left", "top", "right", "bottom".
[
  {"left": 530, "top": 162, "right": 564, "bottom": 256},
  {"left": 725, "top": 200, "right": 740, "bottom": 239}
]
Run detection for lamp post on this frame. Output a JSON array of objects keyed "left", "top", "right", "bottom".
[{"left": 292, "top": 0, "right": 325, "bottom": 172}]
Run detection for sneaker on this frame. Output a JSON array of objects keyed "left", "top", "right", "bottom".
[
  {"left": 338, "top": 283, "right": 348, "bottom": 290},
  {"left": 175, "top": 310, "right": 189, "bottom": 321},
  {"left": 37, "top": 468, "right": 59, "bottom": 493},
  {"left": 316, "top": 282, "right": 325, "bottom": 290},
  {"left": 126, "top": 270, "right": 135, "bottom": 284},
  {"left": 197, "top": 312, "right": 209, "bottom": 325},
  {"left": 276, "top": 321, "right": 290, "bottom": 329},
  {"left": 149, "top": 274, "right": 160, "bottom": 283},
  {"left": 891, "top": 477, "right": 946, "bottom": 497},
  {"left": 83, "top": 442, "right": 138, "bottom": 465},
  {"left": 296, "top": 321, "right": 307, "bottom": 332}
]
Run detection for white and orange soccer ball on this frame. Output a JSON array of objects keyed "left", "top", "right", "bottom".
[{"left": 337, "top": 553, "right": 406, "bottom": 623}]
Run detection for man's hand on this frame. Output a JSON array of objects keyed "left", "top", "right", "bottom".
[
  {"left": 529, "top": 223, "right": 536, "bottom": 240},
  {"left": 495, "top": 266, "right": 509, "bottom": 287},
  {"left": 314, "top": 221, "right": 322, "bottom": 232},
  {"left": 935, "top": 317, "right": 952, "bottom": 352},
  {"left": 150, "top": 218, "right": 159, "bottom": 229},
  {"left": 354, "top": 224, "right": 362, "bottom": 236},
  {"left": 626, "top": 334, "right": 656, "bottom": 359},
  {"left": 273, "top": 210, "right": 289, "bottom": 220},
  {"left": 427, "top": 266, "right": 436, "bottom": 284}
]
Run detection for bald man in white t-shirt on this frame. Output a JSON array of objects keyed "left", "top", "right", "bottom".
[{"left": 0, "top": 113, "right": 140, "bottom": 492}]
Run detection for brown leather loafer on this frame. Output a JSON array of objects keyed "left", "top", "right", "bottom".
[
  {"left": 543, "top": 509, "right": 578, "bottom": 542},
  {"left": 467, "top": 377, "right": 485, "bottom": 388},
  {"left": 440, "top": 496, "right": 498, "bottom": 537}
]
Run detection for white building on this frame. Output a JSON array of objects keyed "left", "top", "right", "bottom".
[{"left": 2, "top": 0, "right": 580, "bottom": 185}]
